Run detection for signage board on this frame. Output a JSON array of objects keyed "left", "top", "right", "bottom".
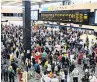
[{"left": 31, "top": 10, "right": 39, "bottom": 21}]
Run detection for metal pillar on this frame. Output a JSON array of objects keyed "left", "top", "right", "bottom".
[{"left": 23, "top": 0, "right": 31, "bottom": 59}]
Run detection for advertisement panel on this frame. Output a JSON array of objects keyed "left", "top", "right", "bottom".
[
  {"left": 31, "top": 10, "right": 39, "bottom": 21},
  {"left": 94, "top": 9, "right": 97, "bottom": 24}
]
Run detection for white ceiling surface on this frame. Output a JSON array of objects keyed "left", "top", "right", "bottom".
[
  {"left": 72, "top": 0, "right": 97, "bottom": 4},
  {"left": 1, "top": 0, "right": 65, "bottom": 6},
  {"left": 1, "top": 0, "right": 97, "bottom": 6}
]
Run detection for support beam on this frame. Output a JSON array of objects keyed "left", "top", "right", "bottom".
[
  {"left": 23, "top": 0, "right": 31, "bottom": 60},
  {"left": 39, "top": 3, "right": 41, "bottom": 8}
]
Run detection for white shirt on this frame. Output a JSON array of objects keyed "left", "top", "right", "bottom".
[
  {"left": 43, "top": 76, "right": 51, "bottom": 82},
  {"left": 36, "top": 52, "right": 40, "bottom": 56},
  {"left": 51, "top": 78, "right": 59, "bottom": 82},
  {"left": 55, "top": 66, "right": 58, "bottom": 72},
  {"left": 60, "top": 72, "right": 65, "bottom": 80},
  {"left": 47, "top": 64, "right": 51, "bottom": 71},
  {"left": 55, "top": 44, "right": 61, "bottom": 51},
  {"left": 89, "top": 75, "right": 96, "bottom": 82},
  {"left": 72, "top": 69, "right": 79, "bottom": 77}
]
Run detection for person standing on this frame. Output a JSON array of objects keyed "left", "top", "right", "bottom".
[
  {"left": 43, "top": 74, "right": 51, "bottom": 82},
  {"left": 16, "top": 47, "right": 19, "bottom": 58},
  {"left": 4, "top": 64, "right": 8, "bottom": 82},
  {"left": 51, "top": 74, "right": 59, "bottom": 82},
  {"left": 89, "top": 74, "right": 96, "bottom": 82},
  {"left": 47, "top": 63, "right": 51, "bottom": 74},
  {"left": 8, "top": 66, "right": 15, "bottom": 82},
  {"left": 2, "top": 62, "right": 8, "bottom": 82},
  {"left": 72, "top": 68, "right": 79, "bottom": 82},
  {"left": 64, "top": 67, "right": 68, "bottom": 82}
]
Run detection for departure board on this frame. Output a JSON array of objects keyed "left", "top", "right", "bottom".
[
  {"left": 40, "top": 9, "right": 90, "bottom": 24},
  {"left": 76, "top": 12, "right": 80, "bottom": 23},
  {"left": 79, "top": 13, "right": 83, "bottom": 23}
]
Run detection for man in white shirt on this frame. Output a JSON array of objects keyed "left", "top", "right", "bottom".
[
  {"left": 47, "top": 64, "right": 51, "bottom": 73},
  {"left": 43, "top": 75, "right": 51, "bottom": 82},
  {"left": 72, "top": 68, "right": 79, "bottom": 82},
  {"left": 51, "top": 75, "right": 59, "bottom": 82},
  {"left": 60, "top": 71, "right": 65, "bottom": 82}
]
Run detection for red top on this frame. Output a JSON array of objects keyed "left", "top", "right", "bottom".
[
  {"left": 58, "top": 55, "right": 62, "bottom": 61},
  {"left": 36, "top": 46, "right": 42, "bottom": 53},
  {"left": 78, "top": 53, "right": 83, "bottom": 60},
  {"left": 32, "top": 51, "right": 42, "bottom": 62},
  {"left": 95, "top": 48, "right": 97, "bottom": 54},
  {"left": 19, "top": 72, "right": 22, "bottom": 81},
  {"left": 67, "top": 50, "right": 70, "bottom": 56}
]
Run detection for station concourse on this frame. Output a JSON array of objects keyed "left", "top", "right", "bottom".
[{"left": 1, "top": 0, "right": 97, "bottom": 82}]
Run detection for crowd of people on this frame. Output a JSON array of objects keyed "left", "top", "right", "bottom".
[
  {"left": 1, "top": 24, "right": 97, "bottom": 82},
  {"left": 1, "top": 24, "right": 24, "bottom": 82},
  {"left": 31, "top": 26, "right": 97, "bottom": 82}
]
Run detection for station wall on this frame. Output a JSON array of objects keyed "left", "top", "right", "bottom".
[
  {"left": 1, "top": 2, "right": 97, "bottom": 21},
  {"left": 1, "top": 2, "right": 97, "bottom": 29}
]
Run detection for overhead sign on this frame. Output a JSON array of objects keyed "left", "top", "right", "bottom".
[
  {"left": 41, "top": 7, "right": 54, "bottom": 11},
  {"left": 31, "top": 10, "right": 39, "bottom": 21},
  {"left": 94, "top": 9, "right": 97, "bottom": 24},
  {"left": 41, "top": 7, "right": 48, "bottom": 11}
]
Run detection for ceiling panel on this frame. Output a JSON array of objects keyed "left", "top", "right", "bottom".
[{"left": 1, "top": 0, "right": 64, "bottom": 6}]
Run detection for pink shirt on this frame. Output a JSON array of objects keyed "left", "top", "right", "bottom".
[
  {"left": 94, "top": 79, "right": 97, "bottom": 82},
  {"left": 55, "top": 45, "right": 61, "bottom": 51},
  {"left": 58, "top": 55, "right": 62, "bottom": 61}
]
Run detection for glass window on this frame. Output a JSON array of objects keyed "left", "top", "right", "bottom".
[
  {"left": 10, "top": 13, "right": 13, "bottom": 16},
  {"left": 6, "top": 13, "right": 10, "bottom": 16},
  {"left": 3, "top": 13, "right": 6, "bottom": 16},
  {"left": 1, "top": 13, "right": 4, "bottom": 16},
  {"left": 13, "top": 13, "right": 18, "bottom": 17}
]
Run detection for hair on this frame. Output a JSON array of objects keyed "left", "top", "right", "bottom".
[{"left": 44, "top": 71, "right": 47, "bottom": 75}]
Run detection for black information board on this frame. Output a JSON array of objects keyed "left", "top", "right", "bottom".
[{"left": 40, "top": 9, "right": 90, "bottom": 24}]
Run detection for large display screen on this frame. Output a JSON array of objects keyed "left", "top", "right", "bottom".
[
  {"left": 31, "top": 10, "right": 39, "bottom": 20},
  {"left": 41, "top": 10, "right": 90, "bottom": 24},
  {"left": 94, "top": 9, "right": 97, "bottom": 24}
]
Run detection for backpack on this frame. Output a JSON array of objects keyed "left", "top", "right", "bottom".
[
  {"left": 81, "top": 76, "right": 85, "bottom": 82},
  {"left": 64, "top": 68, "right": 68, "bottom": 75},
  {"left": 9, "top": 70, "right": 15, "bottom": 77},
  {"left": 28, "top": 63, "right": 31, "bottom": 68}
]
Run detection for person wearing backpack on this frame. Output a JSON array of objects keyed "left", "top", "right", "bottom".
[
  {"left": 8, "top": 66, "right": 15, "bottom": 82},
  {"left": 84, "top": 73, "right": 90, "bottom": 82},
  {"left": 28, "top": 59, "right": 31, "bottom": 71},
  {"left": 2, "top": 62, "right": 8, "bottom": 82},
  {"left": 4, "top": 64, "right": 8, "bottom": 82},
  {"left": 34, "top": 62, "right": 40, "bottom": 74},
  {"left": 64, "top": 67, "right": 68, "bottom": 82}
]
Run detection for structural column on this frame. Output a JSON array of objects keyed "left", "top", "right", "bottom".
[{"left": 23, "top": 0, "right": 31, "bottom": 59}]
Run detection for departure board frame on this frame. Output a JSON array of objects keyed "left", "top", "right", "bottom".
[{"left": 40, "top": 9, "right": 90, "bottom": 25}]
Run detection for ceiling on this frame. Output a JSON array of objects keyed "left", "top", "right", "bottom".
[
  {"left": 1, "top": 0, "right": 67, "bottom": 6},
  {"left": 1, "top": 0, "right": 97, "bottom": 7}
]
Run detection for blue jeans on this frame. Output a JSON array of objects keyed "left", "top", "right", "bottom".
[{"left": 65, "top": 75, "right": 67, "bottom": 82}]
